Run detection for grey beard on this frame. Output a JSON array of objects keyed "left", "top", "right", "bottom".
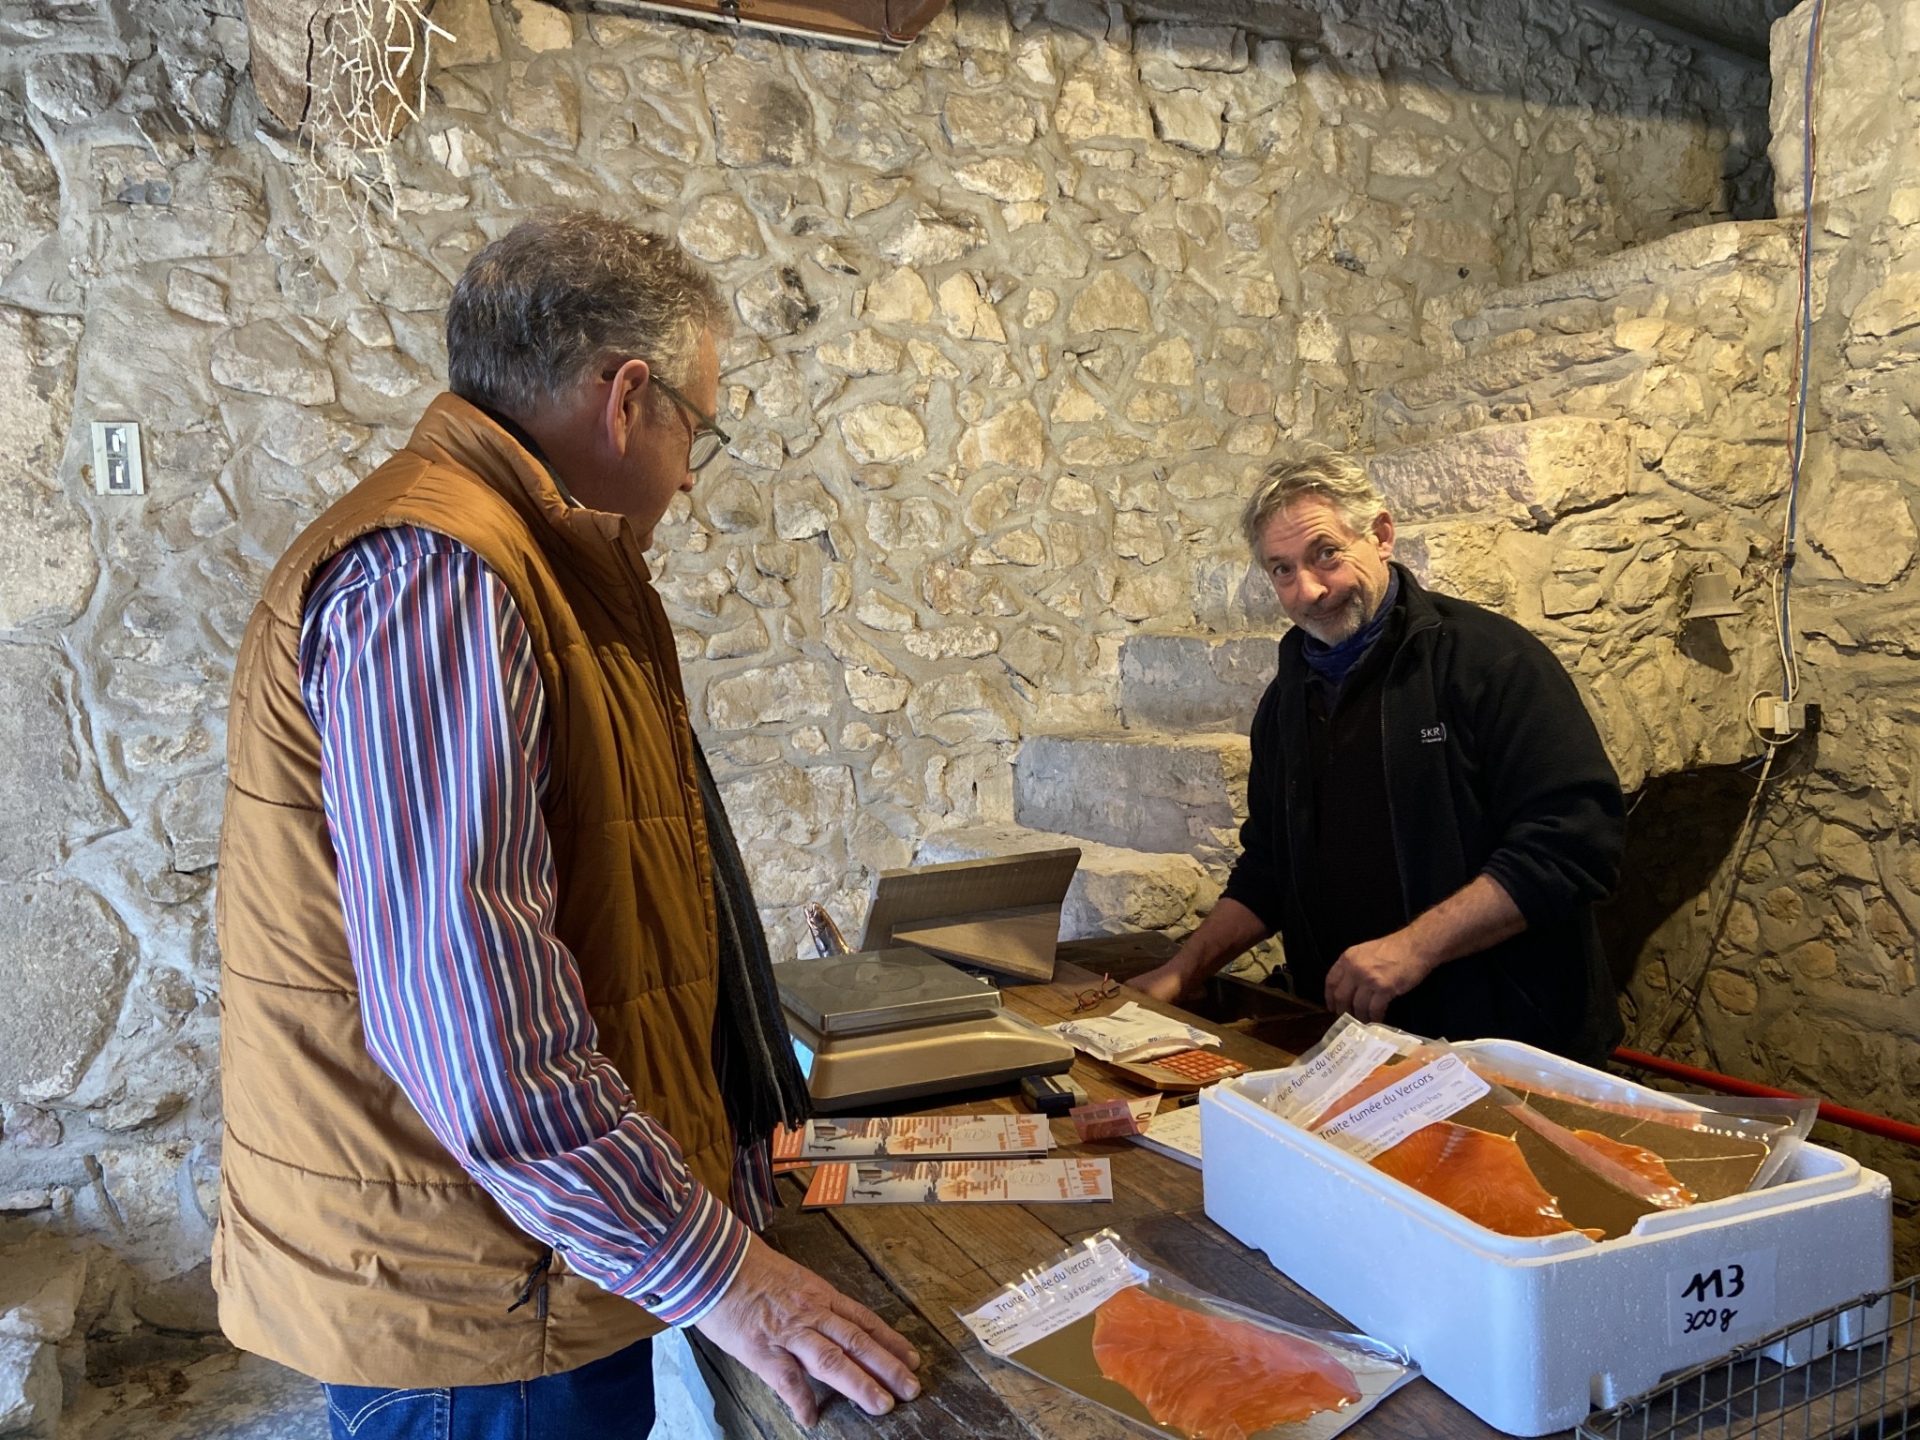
[{"left": 1295, "top": 590, "right": 1369, "bottom": 645}]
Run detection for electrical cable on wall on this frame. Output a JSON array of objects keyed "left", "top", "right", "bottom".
[{"left": 1640, "top": 0, "right": 1827, "bottom": 1058}]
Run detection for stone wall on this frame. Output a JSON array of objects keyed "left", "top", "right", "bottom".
[
  {"left": 0, "top": 0, "right": 1774, "bottom": 1403},
  {"left": 1615, "top": 0, "right": 1920, "bottom": 1277}
]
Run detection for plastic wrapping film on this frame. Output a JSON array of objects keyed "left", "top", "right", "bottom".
[
  {"left": 956, "top": 1230, "right": 1415, "bottom": 1440},
  {"left": 1454, "top": 1046, "right": 1818, "bottom": 1194},
  {"left": 1245, "top": 1018, "right": 1812, "bottom": 1243}
]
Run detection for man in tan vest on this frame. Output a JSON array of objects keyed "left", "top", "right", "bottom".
[{"left": 215, "top": 212, "right": 920, "bottom": 1437}]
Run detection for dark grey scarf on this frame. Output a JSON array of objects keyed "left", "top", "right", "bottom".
[{"left": 694, "top": 744, "right": 812, "bottom": 1145}]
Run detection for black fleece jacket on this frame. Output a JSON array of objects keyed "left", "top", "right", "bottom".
[{"left": 1222, "top": 564, "right": 1628, "bottom": 1064}]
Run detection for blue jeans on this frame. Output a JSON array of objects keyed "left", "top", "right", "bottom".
[{"left": 322, "top": 1338, "right": 655, "bottom": 1440}]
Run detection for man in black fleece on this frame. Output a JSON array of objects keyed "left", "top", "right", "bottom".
[{"left": 1135, "top": 453, "right": 1627, "bottom": 1064}]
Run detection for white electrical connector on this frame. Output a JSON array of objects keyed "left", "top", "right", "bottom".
[
  {"left": 1750, "top": 692, "right": 1814, "bottom": 743},
  {"left": 90, "top": 421, "right": 145, "bottom": 496}
]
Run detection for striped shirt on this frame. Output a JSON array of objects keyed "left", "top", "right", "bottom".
[{"left": 299, "top": 524, "right": 765, "bottom": 1328}]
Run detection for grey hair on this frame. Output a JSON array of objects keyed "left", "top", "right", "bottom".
[
  {"left": 1241, "top": 452, "right": 1388, "bottom": 552},
  {"left": 446, "top": 211, "right": 730, "bottom": 419}
]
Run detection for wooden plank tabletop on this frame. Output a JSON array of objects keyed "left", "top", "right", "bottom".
[{"left": 692, "top": 951, "right": 1519, "bottom": 1440}]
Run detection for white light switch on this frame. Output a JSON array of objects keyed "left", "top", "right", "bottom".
[{"left": 91, "top": 421, "right": 145, "bottom": 496}]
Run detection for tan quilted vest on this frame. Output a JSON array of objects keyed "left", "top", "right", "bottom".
[{"left": 212, "top": 394, "right": 733, "bottom": 1386}]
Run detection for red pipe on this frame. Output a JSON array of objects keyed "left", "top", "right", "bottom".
[{"left": 1612, "top": 1048, "right": 1920, "bottom": 1149}]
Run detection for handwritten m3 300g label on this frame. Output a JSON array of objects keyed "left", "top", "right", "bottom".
[{"left": 1667, "top": 1248, "right": 1777, "bottom": 1347}]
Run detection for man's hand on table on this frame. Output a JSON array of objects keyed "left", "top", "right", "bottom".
[
  {"left": 1130, "top": 957, "right": 1200, "bottom": 1005},
  {"left": 1324, "top": 875, "right": 1526, "bottom": 1021},
  {"left": 694, "top": 1234, "right": 922, "bottom": 1425}
]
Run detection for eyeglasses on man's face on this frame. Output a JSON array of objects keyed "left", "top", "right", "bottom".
[{"left": 600, "top": 361, "right": 732, "bottom": 472}]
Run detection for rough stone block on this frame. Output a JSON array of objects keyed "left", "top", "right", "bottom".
[
  {"left": 1118, "top": 634, "right": 1280, "bottom": 731},
  {"left": 0, "top": 139, "right": 57, "bottom": 281},
  {"left": 915, "top": 823, "right": 1214, "bottom": 937},
  {"left": 210, "top": 322, "right": 336, "bottom": 406},
  {"left": 1369, "top": 417, "right": 1631, "bottom": 528},
  {"left": 0, "top": 1238, "right": 86, "bottom": 1344},
  {"left": 1014, "top": 732, "right": 1247, "bottom": 860},
  {"left": 158, "top": 771, "right": 225, "bottom": 874},
  {"left": 1808, "top": 476, "right": 1917, "bottom": 585},
  {"left": 905, "top": 672, "right": 1016, "bottom": 744},
  {"left": 706, "top": 660, "right": 833, "bottom": 730},
  {"left": 0, "top": 649, "right": 119, "bottom": 882},
  {"left": 0, "top": 308, "right": 91, "bottom": 631},
  {"left": 706, "top": 56, "right": 812, "bottom": 168},
  {"left": 0, "top": 1335, "right": 58, "bottom": 1438}
]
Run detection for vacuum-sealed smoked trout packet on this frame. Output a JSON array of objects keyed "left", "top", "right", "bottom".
[{"left": 956, "top": 1229, "right": 1414, "bottom": 1440}]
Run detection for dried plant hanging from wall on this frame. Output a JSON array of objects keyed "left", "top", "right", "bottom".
[{"left": 270, "top": 0, "right": 449, "bottom": 226}]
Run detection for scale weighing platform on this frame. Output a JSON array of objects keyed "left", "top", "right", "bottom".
[
  {"left": 779, "top": 947, "right": 1074, "bottom": 1112},
  {"left": 779, "top": 850, "right": 1082, "bottom": 1112}
]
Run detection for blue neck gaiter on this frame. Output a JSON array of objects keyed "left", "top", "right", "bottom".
[{"left": 1300, "top": 569, "right": 1401, "bottom": 689}]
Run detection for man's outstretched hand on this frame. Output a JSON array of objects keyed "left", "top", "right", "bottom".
[
  {"left": 694, "top": 1235, "right": 922, "bottom": 1426},
  {"left": 1322, "top": 930, "right": 1437, "bottom": 1022}
]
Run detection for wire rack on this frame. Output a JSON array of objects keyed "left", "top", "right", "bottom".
[{"left": 1578, "top": 1278, "right": 1917, "bottom": 1440}]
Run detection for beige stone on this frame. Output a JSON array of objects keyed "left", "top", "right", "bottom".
[
  {"left": 427, "top": 125, "right": 494, "bottom": 179},
  {"left": 864, "top": 268, "right": 933, "bottom": 324},
  {"left": 1849, "top": 270, "right": 1920, "bottom": 338},
  {"left": 430, "top": 0, "right": 502, "bottom": 66},
  {"left": 706, "top": 660, "right": 834, "bottom": 729},
  {"left": 508, "top": 0, "right": 573, "bottom": 52},
  {"left": 1051, "top": 383, "right": 1106, "bottom": 422},
  {"left": 1112, "top": 572, "right": 1188, "bottom": 623},
  {"left": 506, "top": 63, "right": 579, "bottom": 148},
  {"left": 1135, "top": 338, "right": 1196, "bottom": 386},
  {"left": 937, "top": 273, "right": 1008, "bottom": 342},
  {"left": 1459, "top": 147, "right": 1513, "bottom": 191},
  {"left": 1818, "top": 823, "right": 1880, "bottom": 882},
  {"left": 866, "top": 497, "right": 948, "bottom": 549},
  {"left": 839, "top": 404, "right": 927, "bottom": 464},
  {"left": 211, "top": 322, "right": 336, "bottom": 405},
  {"left": 1371, "top": 417, "right": 1631, "bottom": 528},
  {"left": 958, "top": 399, "right": 1045, "bottom": 471},
  {"left": 944, "top": 92, "right": 1036, "bottom": 149},
  {"left": 1068, "top": 271, "right": 1151, "bottom": 333},
  {"left": 986, "top": 529, "right": 1047, "bottom": 565},
  {"left": 880, "top": 211, "right": 984, "bottom": 267},
  {"left": 1126, "top": 391, "right": 1184, "bottom": 423},
  {"left": 707, "top": 56, "right": 813, "bottom": 168},
  {"left": 1372, "top": 132, "right": 1450, "bottom": 180},
  {"left": 818, "top": 329, "right": 905, "bottom": 376},
  {"left": 773, "top": 476, "right": 837, "bottom": 539},
  {"left": 1232, "top": 277, "right": 1282, "bottom": 318},
  {"left": 1054, "top": 47, "right": 1154, "bottom": 142},
  {"left": 1152, "top": 91, "right": 1225, "bottom": 152},
  {"left": 855, "top": 590, "right": 917, "bottom": 632},
  {"left": 951, "top": 157, "right": 1046, "bottom": 204},
  {"left": 1707, "top": 969, "right": 1759, "bottom": 1016},
  {"left": 1790, "top": 940, "right": 1839, "bottom": 980},
  {"left": 1659, "top": 437, "right": 1789, "bottom": 508},
  {"left": 0, "top": 310, "right": 90, "bottom": 630},
  {"left": 677, "top": 193, "right": 762, "bottom": 263},
  {"left": 903, "top": 625, "right": 999, "bottom": 659},
  {"left": 905, "top": 672, "right": 1016, "bottom": 743},
  {"left": 1809, "top": 477, "right": 1917, "bottom": 585}
]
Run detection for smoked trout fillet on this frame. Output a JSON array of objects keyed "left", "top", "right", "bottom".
[
  {"left": 1571, "top": 1128, "right": 1697, "bottom": 1205},
  {"left": 1091, "top": 1286, "right": 1361, "bottom": 1439},
  {"left": 1371, "top": 1121, "right": 1602, "bottom": 1239}
]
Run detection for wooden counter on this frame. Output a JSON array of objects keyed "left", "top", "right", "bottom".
[{"left": 691, "top": 949, "right": 1514, "bottom": 1440}]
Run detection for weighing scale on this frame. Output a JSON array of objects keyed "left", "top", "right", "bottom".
[
  {"left": 778, "top": 850, "right": 1084, "bottom": 1112},
  {"left": 858, "top": 847, "right": 1081, "bottom": 983},
  {"left": 779, "top": 947, "right": 1075, "bottom": 1112}
]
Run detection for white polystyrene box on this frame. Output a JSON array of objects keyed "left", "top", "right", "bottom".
[{"left": 1201, "top": 1039, "right": 1892, "bottom": 1436}]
